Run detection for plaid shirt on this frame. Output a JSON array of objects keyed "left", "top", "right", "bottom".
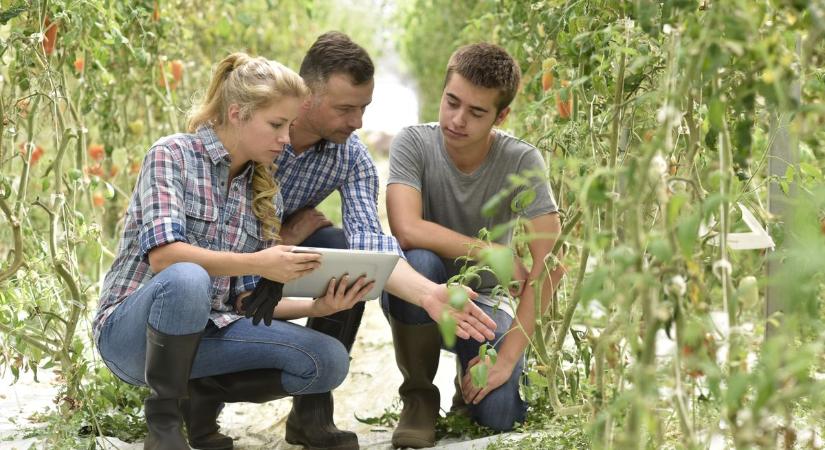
[
  {"left": 93, "top": 126, "right": 279, "bottom": 343},
  {"left": 276, "top": 133, "right": 402, "bottom": 255}
]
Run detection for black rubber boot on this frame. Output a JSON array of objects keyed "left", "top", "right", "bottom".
[
  {"left": 389, "top": 318, "right": 442, "bottom": 449},
  {"left": 450, "top": 357, "right": 469, "bottom": 417},
  {"left": 182, "top": 369, "right": 287, "bottom": 450},
  {"left": 282, "top": 303, "right": 364, "bottom": 449},
  {"left": 305, "top": 301, "right": 365, "bottom": 353},
  {"left": 285, "top": 392, "right": 359, "bottom": 450},
  {"left": 144, "top": 325, "right": 202, "bottom": 450}
]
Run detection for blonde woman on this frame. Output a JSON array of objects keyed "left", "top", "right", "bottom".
[{"left": 93, "top": 53, "right": 372, "bottom": 450}]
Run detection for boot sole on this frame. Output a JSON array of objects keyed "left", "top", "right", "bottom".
[
  {"left": 285, "top": 423, "right": 359, "bottom": 450},
  {"left": 284, "top": 436, "right": 358, "bottom": 450},
  {"left": 392, "top": 433, "right": 436, "bottom": 449},
  {"left": 189, "top": 439, "right": 233, "bottom": 450}
]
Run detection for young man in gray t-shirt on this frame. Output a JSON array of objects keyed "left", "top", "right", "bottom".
[{"left": 382, "top": 43, "right": 565, "bottom": 447}]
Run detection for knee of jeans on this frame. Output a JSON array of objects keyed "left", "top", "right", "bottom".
[
  {"left": 161, "top": 262, "right": 211, "bottom": 314},
  {"left": 471, "top": 365, "right": 525, "bottom": 431},
  {"left": 404, "top": 249, "right": 445, "bottom": 282},
  {"left": 303, "top": 226, "right": 347, "bottom": 249},
  {"left": 302, "top": 337, "right": 349, "bottom": 394},
  {"left": 471, "top": 387, "right": 525, "bottom": 432}
]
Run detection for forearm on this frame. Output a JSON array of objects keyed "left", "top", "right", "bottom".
[
  {"left": 384, "top": 258, "right": 438, "bottom": 308},
  {"left": 497, "top": 213, "right": 563, "bottom": 365},
  {"left": 272, "top": 298, "right": 318, "bottom": 320},
  {"left": 497, "top": 282, "right": 545, "bottom": 367},
  {"left": 398, "top": 219, "right": 502, "bottom": 261},
  {"left": 148, "top": 241, "right": 260, "bottom": 276}
]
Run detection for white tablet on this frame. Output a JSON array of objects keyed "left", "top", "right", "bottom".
[{"left": 283, "top": 247, "right": 401, "bottom": 300}]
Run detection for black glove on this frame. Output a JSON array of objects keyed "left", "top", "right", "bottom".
[{"left": 243, "top": 278, "right": 284, "bottom": 326}]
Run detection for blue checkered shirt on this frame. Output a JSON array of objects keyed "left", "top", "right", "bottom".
[
  {"left": 93, "top": 126, "right": 279, "bottom": 343},
  {"left": 275, "top": 134, "right": 402, "bottom": 255}
]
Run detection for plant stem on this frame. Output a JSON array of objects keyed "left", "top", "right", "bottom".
[
  {"left": 604, "top": 20, "right": 629, "bottom": 240},
  {"left": 0, "top": 197, "right": 25, "bottom": 283}
]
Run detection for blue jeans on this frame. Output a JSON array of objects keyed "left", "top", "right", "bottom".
[
  {"left": 381, "top": 249, "right": 527, "bottom": 431},
  {"left": 98, "top": 261, "right": 349, "bottom": 395}
]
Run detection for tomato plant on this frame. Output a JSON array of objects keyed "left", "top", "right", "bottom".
[{"left": 398, "top": 0, "right": 825, "bottom": 448}]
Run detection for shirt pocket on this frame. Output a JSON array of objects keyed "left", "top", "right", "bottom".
[
  {"left": 239, "top": 211, "right": 265, "bottom": 253},
  {"left": 184, "top": 198, "right": 218, "bottom": 249}
]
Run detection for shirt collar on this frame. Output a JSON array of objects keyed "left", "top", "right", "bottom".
[
  {"left": 196, "top": 124, "right": 231, "bottom": 165},
  {"left": 284, "top": 138, "right": 331, "bottom": 156}
]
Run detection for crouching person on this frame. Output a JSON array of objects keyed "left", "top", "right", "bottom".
[
  {"left": 93, "top": 52, "right": 372, "bottom": 450},
  {"left": 382, "top": 43, "right": 566, "bottom": 448}
]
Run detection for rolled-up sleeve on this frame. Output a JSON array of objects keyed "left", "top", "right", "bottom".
[{"left": 138, "top": 145, "right": 188, "bottom": 256}]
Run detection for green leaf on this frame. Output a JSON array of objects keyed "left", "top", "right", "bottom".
[
  {"left": 448, "top": 285, "right": 468, "bottom": 310},
  {"left": 470, "top": 362, "right": 488, "bottom": 388},
  {"left": 799, "top": 162, "right": 822, "bottom": 179},
  {"left": 0, "top": 3, "right": 26, "bottom": 25},
  {"left": 725, "top": 373, "right": 749, "bottom": 410},
  {"left": 486, "top": 223, "right": 512, "bottom": 241},
  {"left": 486, "top": 347, "right": 497, "bottom": 365},
  {"left": 648, "top": 236, "right": 673, "bottom": 263},
  {"left": 439, "top": 310, "right": 457, "bottom": 349},
  {"left": 676, "top": 212, "right": 701, "bottom": 258},
  {"left": 581, "top": 267, "right": 608, "bottom": 304},
  {"left": 103, "top": 182, "right": 116, "bottom": 200},
  {"left": 481, "top": 190, "right": 508, "bottom": 217},
  {"left": 708, "top": 98, "right": 725, "bottom": 130},
  {"left": 480, "top": 246, "right": 514, "bottom": 285},
  {"left": 511, "top": 188, "right": 536, "bottom": 212}
]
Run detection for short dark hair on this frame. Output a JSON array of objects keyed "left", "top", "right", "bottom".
[
  {"left": 299, "top": 31, "right": 374, "bottom": 90},
  {"left": 444, "top": 43, "right": 521, "bottom": 112}
]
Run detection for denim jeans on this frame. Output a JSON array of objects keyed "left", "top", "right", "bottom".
[
  {"left": 97, "top": 261, "right": 349, "bottom": 395},
  {"left": 380, "top": 249, "right": 528, "bottom": 431}
]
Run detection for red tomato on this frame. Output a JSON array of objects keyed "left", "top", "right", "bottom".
[
  {"left": 170, "top": 59, "right": 184, "bottom": 82},
  {"left": 556, "top": 81, "right": 573, "bottom": 120},
  {"left": 88, "top": 144, "right": 105, "bottom": 161},
  {"left": 86, "top": 164, "right": 104, "bottom": 177},
  {"left": 43, "top": 17, "right": 59, "bottom": 56},
  {"left": 19, "top": 143, "right": 44, "bottom": 165}
]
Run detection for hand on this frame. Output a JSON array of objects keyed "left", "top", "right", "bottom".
[
  {"left": 255, "top": 245, "right": 321, "bottom": 283},
  {"left": 460, "top": 355, "right": 516, "bottom": 405},
  {"left": 420, "top": 284, "right": 497, "bottom": 342},
  {"left": 311, "top": 274, "right": 375, "bottom": 317},
  {"left": 243, "top": 278, "right": 284, "bottom": 326},
  {"left": 280, "top": 208, "right": 333, "bottom": 245},
  {"left": 234, "top": 291, "right": 252, "bottom": 313}
]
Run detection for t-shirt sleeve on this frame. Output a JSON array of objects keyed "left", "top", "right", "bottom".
[
  {"left": 137, "top": 145, "right": 188, "bottom": 256},
  {"left": 517, "top": 148, "right": 558, "bottom": 219},
  {"left": 387, "top": 127, "right": 425, "bottom": 191}
]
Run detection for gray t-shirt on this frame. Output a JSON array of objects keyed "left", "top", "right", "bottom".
[{"left": 388, "top": 123, "right": 557, "bottom": 315}]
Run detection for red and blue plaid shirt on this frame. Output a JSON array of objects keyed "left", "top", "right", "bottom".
[
  {"left": 276, "top": 134, "right": 402, "bottom": 255},
  {"left": 93, "top": 125, "right": 279, "bottom": 342}
]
